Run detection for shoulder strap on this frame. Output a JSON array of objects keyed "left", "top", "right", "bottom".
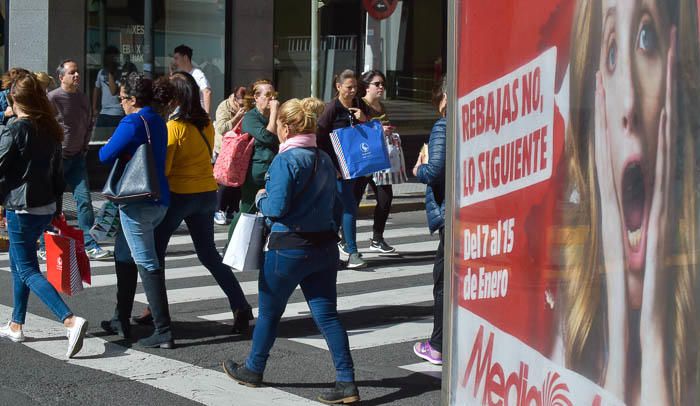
[
  {"left": 196, "top": 126, "right": 213, "bottom": 156},
  {"left": 139, "top": 115, "right": 152, "bottom": 144}
]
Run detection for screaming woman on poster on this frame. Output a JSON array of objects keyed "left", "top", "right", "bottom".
[{"left": 560, "top": 0, "right": 700, "bottom": 404}]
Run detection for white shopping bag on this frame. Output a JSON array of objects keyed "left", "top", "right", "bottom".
[{"left": 223, "top": 213, "right": 266, "bottom": 271}]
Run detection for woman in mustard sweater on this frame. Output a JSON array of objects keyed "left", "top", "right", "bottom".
[{"left": 133, "top": 72, "right": 253, "bottom": 341}]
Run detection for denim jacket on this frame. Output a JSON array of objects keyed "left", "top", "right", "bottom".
[
  {"left": 256, "top": 147, "right": 337, "bottom": 233},
  {"left": 417, "top": 117, "right": 446, "bottom": 233}
]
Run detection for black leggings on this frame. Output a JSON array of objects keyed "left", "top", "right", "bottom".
[
  {"left": 216, "top": 184, "right": 241, "bottom": 215},
  {"left": 353, "top": 177, "right": 393, "bottom": 240}
]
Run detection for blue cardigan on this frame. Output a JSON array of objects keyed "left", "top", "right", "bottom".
[{"left": 98, "top": 106, "right": 170, "bottom": 206}]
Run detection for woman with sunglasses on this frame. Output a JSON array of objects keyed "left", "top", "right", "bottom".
[
  {"left": 98, "top": 72, "right": 172, "bottom": 347},
  {"left": 353, "top": 70, "right": 406, "bottom": 254}
]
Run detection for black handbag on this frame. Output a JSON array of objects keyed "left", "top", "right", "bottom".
[{"left": 102, "top": 115, "right": 161, "bottom": 204}]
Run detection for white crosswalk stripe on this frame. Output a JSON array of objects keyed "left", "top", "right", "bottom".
[{"left": 0, "top": 218, "right": 442, "bottom": 399}]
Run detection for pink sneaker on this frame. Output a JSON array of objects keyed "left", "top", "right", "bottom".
[{"left": 413, "top": 340, "right": 442, "bottom": 365}]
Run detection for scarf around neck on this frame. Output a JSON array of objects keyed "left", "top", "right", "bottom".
[{"left": 278, "top": 133, "right": 317, "bottom": 153}]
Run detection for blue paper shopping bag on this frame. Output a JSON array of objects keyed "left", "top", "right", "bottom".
[{"left": 330, "top": 119, "right": 391, "bottom": 179}]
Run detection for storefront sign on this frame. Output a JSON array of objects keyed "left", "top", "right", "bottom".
[
  {"left": 363, "top": 0, "right": 399, "bottom": 20},
  {"left": 447, "top": 0, "right": 700, "bottom": 404}
]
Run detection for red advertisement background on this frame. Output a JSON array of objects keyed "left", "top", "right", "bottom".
[{"left": 454, "top": 0, "right": 573, "bottom": 355}]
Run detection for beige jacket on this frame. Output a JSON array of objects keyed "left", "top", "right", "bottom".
[{"left": 213, "top": 99, "right": 243, "bottom": 154}]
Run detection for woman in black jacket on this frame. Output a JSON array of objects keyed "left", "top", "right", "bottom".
[
  {"left": 0, "top": 72, "right": 88, "bottom": 358},
  {"left": 316, "top": 69, "right": 370, "bottom": 269}
]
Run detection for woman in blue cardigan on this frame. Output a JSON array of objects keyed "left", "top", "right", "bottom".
[{"left": 98, "top": 73, "right": 174, "bottom": 348}]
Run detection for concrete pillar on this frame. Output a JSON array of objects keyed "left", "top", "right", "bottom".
[
  {"left": 229, "top": 0, "right": 274, "bottom": 89},
  {"left": 9, "top": 0, "right": 85, "bottom": 76}
]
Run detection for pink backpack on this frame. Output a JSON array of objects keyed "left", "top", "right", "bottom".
[{"left": 213, "top": 121, "right": 255, "bottom": 187}]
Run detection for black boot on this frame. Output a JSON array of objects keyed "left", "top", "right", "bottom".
[
  {"left": 136, "top": 265, "right": 174, "bottom": 349},
  {"left": 318, "top": 382, "right": 360, "bottom": 404},
  {"left": 232, "top": 307, "right": 254, "bottom": 334},
  {"left": 101, "top": 261, "right": 137, "bottom": 339}
]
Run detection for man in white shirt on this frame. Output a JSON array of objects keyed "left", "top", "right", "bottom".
[{"left": 173, "top": 44, "right": 212, "bottom": 113}]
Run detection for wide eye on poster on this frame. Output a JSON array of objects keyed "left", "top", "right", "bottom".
[{"left": 448, "top": 0, "right": 700, "bottom": 404}]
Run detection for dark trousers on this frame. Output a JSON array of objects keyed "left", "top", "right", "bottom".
[
  {"left": 353, "top": 177, "right": 393, "bottom": 240},
  {"left": 155, "top": 191, "right": 250, "bottom": 312},
  {"left": 429, "top": 228, "right": 444, "bottom": 352},
  {"left": 216, "top": 184, "right": 241, "bottom": 215}
]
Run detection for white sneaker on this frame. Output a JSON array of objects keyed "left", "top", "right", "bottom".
[
  {"left": 214, "top": 211, "right": 228, "bottom": 225},
  {"left": 66, "top": 317, "right": 88, "bottom": 358},
  {"left": 86, "top": 246, "right": 112, "bottom": 260},
  {"left": 0, "top": 321, "right": 25, "bottom": 342}
]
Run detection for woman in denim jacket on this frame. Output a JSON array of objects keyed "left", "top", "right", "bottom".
[
  {"left": 411, "top": 78, "right": 447, "bottom": 366},
  {"left": 222, "top": 97, "right": 360, "bottom": 405}
]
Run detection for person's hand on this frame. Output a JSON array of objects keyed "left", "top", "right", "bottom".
[
  {"left": 228, "top": 93, "right": 240, "bottom": 112},
  {"left": 639, "top": 27, "right": 675, "bottom": 406},
  {"left": 4, "top": 106, "right": 13, "bottom": 117},
  {"left": 349, "top": 107, "right": 366, "bottom": 122},
  {"left": 595, "top": 71, "right": 628, "bottom": 398},
  {"left": 269, "top": 98, "right": 280, "bottom": 111}
]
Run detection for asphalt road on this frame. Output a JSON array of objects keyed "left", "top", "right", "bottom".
[{"left": 0, "top": 210, "right": 442, "bottom": 405}]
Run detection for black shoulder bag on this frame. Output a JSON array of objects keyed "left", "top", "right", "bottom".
[{"left": 102, "top": 115, "right": 161, "bottom": 204}]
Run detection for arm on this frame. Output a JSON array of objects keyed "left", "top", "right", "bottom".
[
  {"left": 92, "top": 87, "right": 101, "bottom": 115},
  {"left": 107, "top": 72, "right": 119, "bottom": 95},
  {"left": 164, "top": 121, "right": 180, "bottom": 177},
  {"left": 0, "top": 126, "right": 18, "bottom": 180},
  {"left": 202, "top": 87, "right": 212, "bottom": 114},
  {"left": 98, "top": 116, "right": 135, "bottom": 164},
  {"left": 214, "top": 100, "right": 235, "bottom": 136},
  {"left": 256, "top": 156, "right": 294, "bottom": 219},
  {"left": 84, "top": 95, "right": 95, "bottom": 152},
  {"left": 243, "top": 111, "right": 277, "bottom": 147},
  {"left": 416, "top": 119, "right": 446, "bottom": 186}
]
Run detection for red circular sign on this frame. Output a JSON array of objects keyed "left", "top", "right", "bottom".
[{"left": 363, "top": 0, "right": 399, "bottom": 20}]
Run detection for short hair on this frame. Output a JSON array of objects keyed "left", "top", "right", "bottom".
[
  {"left": 173, "top": 44, "right": 193, "bottom": 60},
  {"left": 56, "top": 59, "right": 78, "bottom": 79},
  {"left": 278, "top": 97, "right": 325, "bottom": 135},
  {"left": 121, "top": 72, "right": 153, "bottom": 107},
  {"left": 359, "top": 69, "right": 386, "bottom": 97}
]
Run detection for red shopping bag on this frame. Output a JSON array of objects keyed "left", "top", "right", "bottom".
[{"left": 45, "top": 216, "right": 91, "bottom": 295}]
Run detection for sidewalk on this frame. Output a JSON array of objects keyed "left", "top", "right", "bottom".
[{"left": 61, "top": 181, "right": 426, "bottom": 221}]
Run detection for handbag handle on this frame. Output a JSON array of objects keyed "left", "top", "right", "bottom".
[
  {"left": 139, "top": 115, "right": 152, "bottom": 144},
  {"left": 196, "top": 126, "right": 213, "bottom": 157}
]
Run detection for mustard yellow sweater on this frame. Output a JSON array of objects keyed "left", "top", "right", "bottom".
[{"left": 165, "top": 120, "right": 218, "bottom": 194}]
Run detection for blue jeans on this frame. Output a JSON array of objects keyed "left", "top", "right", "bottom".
[
  {"left": 116, "top": 202, "right": 167, "bottom": 271},
  {"left": 335, "top": 179, "right": 358, "bottom": 253},
  {"left": 6, "top": 211, "right": 72, "bottom": 324},
  {"left": 155, "top": 191, "right": 250, "bottom": 311},
  {"left": 246, "top": 241, "right": 355, "bottom": 382},
  {"left": 38, "top": 155, "right": 98, "bottom": 251}
]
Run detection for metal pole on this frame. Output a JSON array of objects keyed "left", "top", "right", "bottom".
[
  {"left": 143, "top": 0, "right": 154, "bottom": 78},
  {"left": 311, "top": 0, "right": 319, "bottom": 97},
  {"left": 441, "top": 0, "right": 458, "bottom": 403}
]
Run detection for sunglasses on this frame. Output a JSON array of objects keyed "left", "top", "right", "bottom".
[
  {"left": 118, "top": 95, "right": 132, "bottom": 101},
  {"left": 370, "top": 81, "right": 385, "bottom": 88}
]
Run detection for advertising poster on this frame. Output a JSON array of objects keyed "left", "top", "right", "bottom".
[{"left": 448, "top": 0, "right": 700, "bottom": 404}]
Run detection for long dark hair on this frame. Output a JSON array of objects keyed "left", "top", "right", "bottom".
[
  {"left": 11, "top": 73, "right": 63, "bottom": 142},
  {"left": 170, "top": 71, "right": 210, "bottom": 130}
]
